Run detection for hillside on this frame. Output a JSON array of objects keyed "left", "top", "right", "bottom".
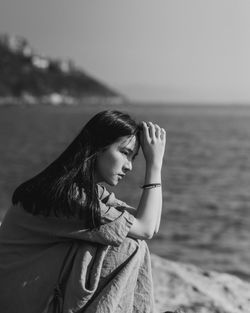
[{"left": 0, "top": 34, "right": 123, "bottom": 105}]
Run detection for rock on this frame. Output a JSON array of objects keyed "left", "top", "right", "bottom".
[{"left": 151, "top": 254, "right": 250, "bottom": 313}]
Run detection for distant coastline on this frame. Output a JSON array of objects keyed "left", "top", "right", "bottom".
[
  {"left": 0, "top": 34, "right": 125, "bottom": 107},
  {"left": 0, "top": 95, "right": 125, "bottom": 107}
]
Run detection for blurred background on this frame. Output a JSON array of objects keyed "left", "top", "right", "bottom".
[{"left": 0, "top": 0, "right": 250, "bottom": 281}]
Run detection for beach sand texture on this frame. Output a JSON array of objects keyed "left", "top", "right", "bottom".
[{"left": 152, "top": 254, "right": 250, "bottom": 313}]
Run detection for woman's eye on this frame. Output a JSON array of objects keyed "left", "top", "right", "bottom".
[{"left": 122, "top": 151, "right": 129, "bottom": 156}]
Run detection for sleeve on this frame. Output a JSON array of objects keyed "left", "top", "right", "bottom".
[
  {"left": 97, "top": 184, "right": 137, "bottom": 224},
  {"left": 93, "top": 184, "right": 135, "bottom": 245},
  {"left": 85, "top": 209, "right": 135, "bottom": 246}
]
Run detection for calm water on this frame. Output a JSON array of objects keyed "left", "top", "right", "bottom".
[{"left": 1, "top": 103, "right": 250, "bottom": 280}]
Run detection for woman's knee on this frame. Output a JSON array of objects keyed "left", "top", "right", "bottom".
[{"left": 110, "top": 236, "right": 140, "bottom": 255}]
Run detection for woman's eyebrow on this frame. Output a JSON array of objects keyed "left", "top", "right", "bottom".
[
  {"left": 124, "top": 147, "right": 139, "bottom": 156},
  {"left": 124, "top": 148, "right": 134, "bottom": 153},
  {"left": 121, "top": 147, "right": 138, "bottom": 159},
  {"left": 119, "top": 145, "right": 133, "bottom": 152}
]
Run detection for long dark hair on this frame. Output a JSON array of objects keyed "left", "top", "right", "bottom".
[{"left": 12, "top": 110, "right": 140, "bottom": 228}]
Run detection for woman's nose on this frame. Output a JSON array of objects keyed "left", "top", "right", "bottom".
[{"left": 124, "top": 160, "right": 132, "bottom": 172}]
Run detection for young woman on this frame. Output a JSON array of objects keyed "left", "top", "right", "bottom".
[{"left": 0, "top": 110, "right": 166, "bottom": 313}]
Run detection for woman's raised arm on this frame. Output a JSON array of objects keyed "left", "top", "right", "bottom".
[{"left": 128, "top": 121, "right": 166, "bottom": 240}]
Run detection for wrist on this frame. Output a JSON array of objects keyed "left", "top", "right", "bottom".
[
  {"left": 145, "top": 161, "right": 162, "bottom": 171},
  {"left": 141, "top": 183, "right": 161, "bottom": 189},
  {"left": 144, "top": 166, "right": 161, "bottom": 185}
]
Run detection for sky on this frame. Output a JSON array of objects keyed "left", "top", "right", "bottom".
[{"left": 1, "top": 0, "right": 250, "bottom": 103}]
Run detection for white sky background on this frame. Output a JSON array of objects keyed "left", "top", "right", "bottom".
[{"left": 1, "top": 0, "right": 250, "bottom": 103}]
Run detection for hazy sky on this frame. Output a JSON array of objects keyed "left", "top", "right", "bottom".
[{"left": 1, "top": 0, "right": 250, "bottom": 103}]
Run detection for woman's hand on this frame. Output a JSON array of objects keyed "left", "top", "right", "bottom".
[{"left": 140, "top": 121, "right": 166, "bottom": 168}]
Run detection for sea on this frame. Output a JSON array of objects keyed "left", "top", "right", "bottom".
[{"left": 0, "top": 103, "right": 250, "bottom": 281}]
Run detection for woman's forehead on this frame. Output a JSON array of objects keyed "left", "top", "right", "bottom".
[{"left": 117, "top": 135, "right": 138, "bottom": 150}]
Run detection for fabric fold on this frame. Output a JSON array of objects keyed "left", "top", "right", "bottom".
[{"left": 0, "top": 186, "right": 155, "bottom": 313}]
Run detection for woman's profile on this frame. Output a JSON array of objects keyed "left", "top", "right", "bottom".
[{"left": 0, "top": 110, "right": 166, "bottom": 313}]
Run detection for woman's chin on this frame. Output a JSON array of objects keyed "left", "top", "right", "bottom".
[
  {"left": 108, "top": 181, "right": 118, "bottom": 187},
  {"left": 106, "top": 177, "right": 120, "bottom": 186}
]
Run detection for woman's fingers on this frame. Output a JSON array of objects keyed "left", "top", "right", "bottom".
[
  {"left": 148, "top": 122, "right": 156, "bottom": 141},
  {"left": 155, "top": 124, "right": 161, "bottom": 139},
  {"left": 140, "top": 121, "right": 166, "bottom": 165},
  {"left": 141, "top": 121, "right": 166, "bottom": 143},
  {"left": 142, "top": 121, "right": 151, "bottom": 142},
  {"left": 146, "top": 122, "right": 165, "bottom": 140},
  {"left": 160, "top": 127, "right": 166, "bottom": 141}
]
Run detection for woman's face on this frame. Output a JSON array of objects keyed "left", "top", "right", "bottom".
[{"left": 95, "top": 135, "right": 139, "bottom": 186}]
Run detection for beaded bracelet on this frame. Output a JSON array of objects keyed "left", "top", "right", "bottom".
[{"left": 141, "top": 183, "right": 161, "bottom": 189}]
